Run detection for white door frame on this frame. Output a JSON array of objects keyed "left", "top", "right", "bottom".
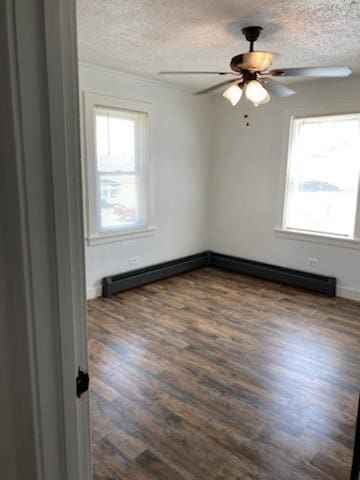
[{"left": 1, "top": 1, "right": 91, "bottom": 479}]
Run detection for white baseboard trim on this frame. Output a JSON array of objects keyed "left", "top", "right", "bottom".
[
  {"left": 337, "top": 286, "right": 360, "bottom": 302},
  {"left": 86, "top": 285, "right": 102, "bottom": 300}
]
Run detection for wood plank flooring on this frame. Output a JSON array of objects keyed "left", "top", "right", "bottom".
[{"left": 88, "top": 267, "right": 360, "bottom": 480}]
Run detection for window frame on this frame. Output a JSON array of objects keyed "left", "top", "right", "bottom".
[
  {"left": 83, "top": 92, "right": 155, "bottom": 245},
  {"left": 275, "top": 103, "right": 360, "bottom": 250}
]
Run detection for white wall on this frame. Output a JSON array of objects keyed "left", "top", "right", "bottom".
[
  {"left": 79, "top": 64, "right": 212, "bottom": 297},
  {"left": 80, "top": 65, "right": 360, "bottom": 301},
  {"left": 209, "top": 77, "right": 360, "bottom": 300}
]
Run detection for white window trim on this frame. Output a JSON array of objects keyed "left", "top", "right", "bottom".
[
  {"left": 82, "top": 92, "right": 155, "bottom": 245},
  {"left": 275, "top": 102, "right": 360, "bottom": 250}
]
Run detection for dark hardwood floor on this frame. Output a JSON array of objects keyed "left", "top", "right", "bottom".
[{"left": 88, "top": 267, "right": 360, "bottom": 480}]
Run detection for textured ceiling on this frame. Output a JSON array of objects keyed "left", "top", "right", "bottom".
[{"left": 76, "top": 0, "right": 360, "bottom": 90}]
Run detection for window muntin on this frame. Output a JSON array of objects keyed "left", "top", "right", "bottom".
[
  {"left": 284, "top": 114, "right": 360, "bottom": 238},
  {"left": 94, "top": 107, "right": 148, "bottom": 233}
]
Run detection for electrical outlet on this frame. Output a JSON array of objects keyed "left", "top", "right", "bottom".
[
  {"left": 129, "top": 256, "right": 140, "bottom": 266},
  {"left": 307, "top": 257, "right": 319, "bottom": 267}
]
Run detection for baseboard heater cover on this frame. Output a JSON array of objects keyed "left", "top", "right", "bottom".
[
  {"left": 102, "top": 252, "right": 210, "bottom": 297},
  {"left": 102, "top": 251, "right": 336, "bottom": 298},
  {"left": 210, "top": 252, "right": 336, "bottom": 297}
]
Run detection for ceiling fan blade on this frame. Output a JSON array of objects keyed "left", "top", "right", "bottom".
[
  {"left": 194, "top": 78, "right": 241, "bottom": 96},
  {"left": 268, "top": 66, "right": 352, "bottom": 78},
  {"left": 158, "top": 71, "right": 236, "bottom": 76},
  {"left": 258, "top": 78, "right": 296, "bottom": 97}
]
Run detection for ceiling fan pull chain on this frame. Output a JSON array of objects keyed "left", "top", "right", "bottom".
[{"left": 243, "top": 110, "right": 251, "bottom": 127}]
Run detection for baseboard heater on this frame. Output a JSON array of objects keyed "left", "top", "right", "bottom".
[
  {"left": 102, "top": 252, "right": 210, "bottom": 298},
  {"left": 102, "top": 251, "right": 336, "bottom": 298},
  {"left": 211, "top": 252, "right": 336, "bottom": 297}
]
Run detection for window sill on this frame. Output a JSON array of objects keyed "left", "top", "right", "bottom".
[
  {"left": 274, "top": 227, "right": 360, "bottom": 250},
  {"left": 87, "top": 226, "right": 155, "bottom": 246}
]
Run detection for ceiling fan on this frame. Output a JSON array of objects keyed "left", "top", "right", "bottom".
[{"left": 159, "top": 26, "right": 352, "bottom": 107}]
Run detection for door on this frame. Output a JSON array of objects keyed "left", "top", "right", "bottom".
[{"left": 1, "top": 0, "right": 91, "bottom": 478}]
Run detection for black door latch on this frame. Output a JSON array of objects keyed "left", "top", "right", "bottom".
[{"left": 76, "top": 368, "right": 89, "bottom": 398}]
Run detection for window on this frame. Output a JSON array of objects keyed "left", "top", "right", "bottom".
[
  {"left": 283, "top": 113, "right": 360, "bottom": 239},
  {"left": 95, "top": 107, "right": 147, "bottom": 231},
  {"left": 84, "top": 93, "right": 153, "bottom": 244}
]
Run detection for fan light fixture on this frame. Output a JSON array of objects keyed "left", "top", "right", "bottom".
[
  {"left": 222, "top": 84, "right": 243, "bottom": 106},
  {"left": 245, "top": 80, "right": 270, "bottom": 107},
  {"left": 222, "top": 80, "right": 270, "bottom": 107}
]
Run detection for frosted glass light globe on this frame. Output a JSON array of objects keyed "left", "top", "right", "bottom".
[
  {"left": 245, "top": 80, "right": 270, "bottom": 107},
  {"left": 222, "top": 84, "right": 243, "bottom": 106}
]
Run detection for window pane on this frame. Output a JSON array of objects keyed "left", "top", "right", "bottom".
[
  {"left": 99, "top": 174, "right": 138, "bottom": 229},
  {"left": 285, "top": 115, "right": 360, "bottom": 237},
  {"left": 95, "top": 111, "right": 136, "bottom": 172}
]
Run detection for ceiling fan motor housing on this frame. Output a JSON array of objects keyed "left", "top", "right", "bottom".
[
  {"left": 231, "top": 54, "right": 248, "bottom": 72},
  {"left": 231, "top": 51, "right": 275, "bottom": 73}
]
